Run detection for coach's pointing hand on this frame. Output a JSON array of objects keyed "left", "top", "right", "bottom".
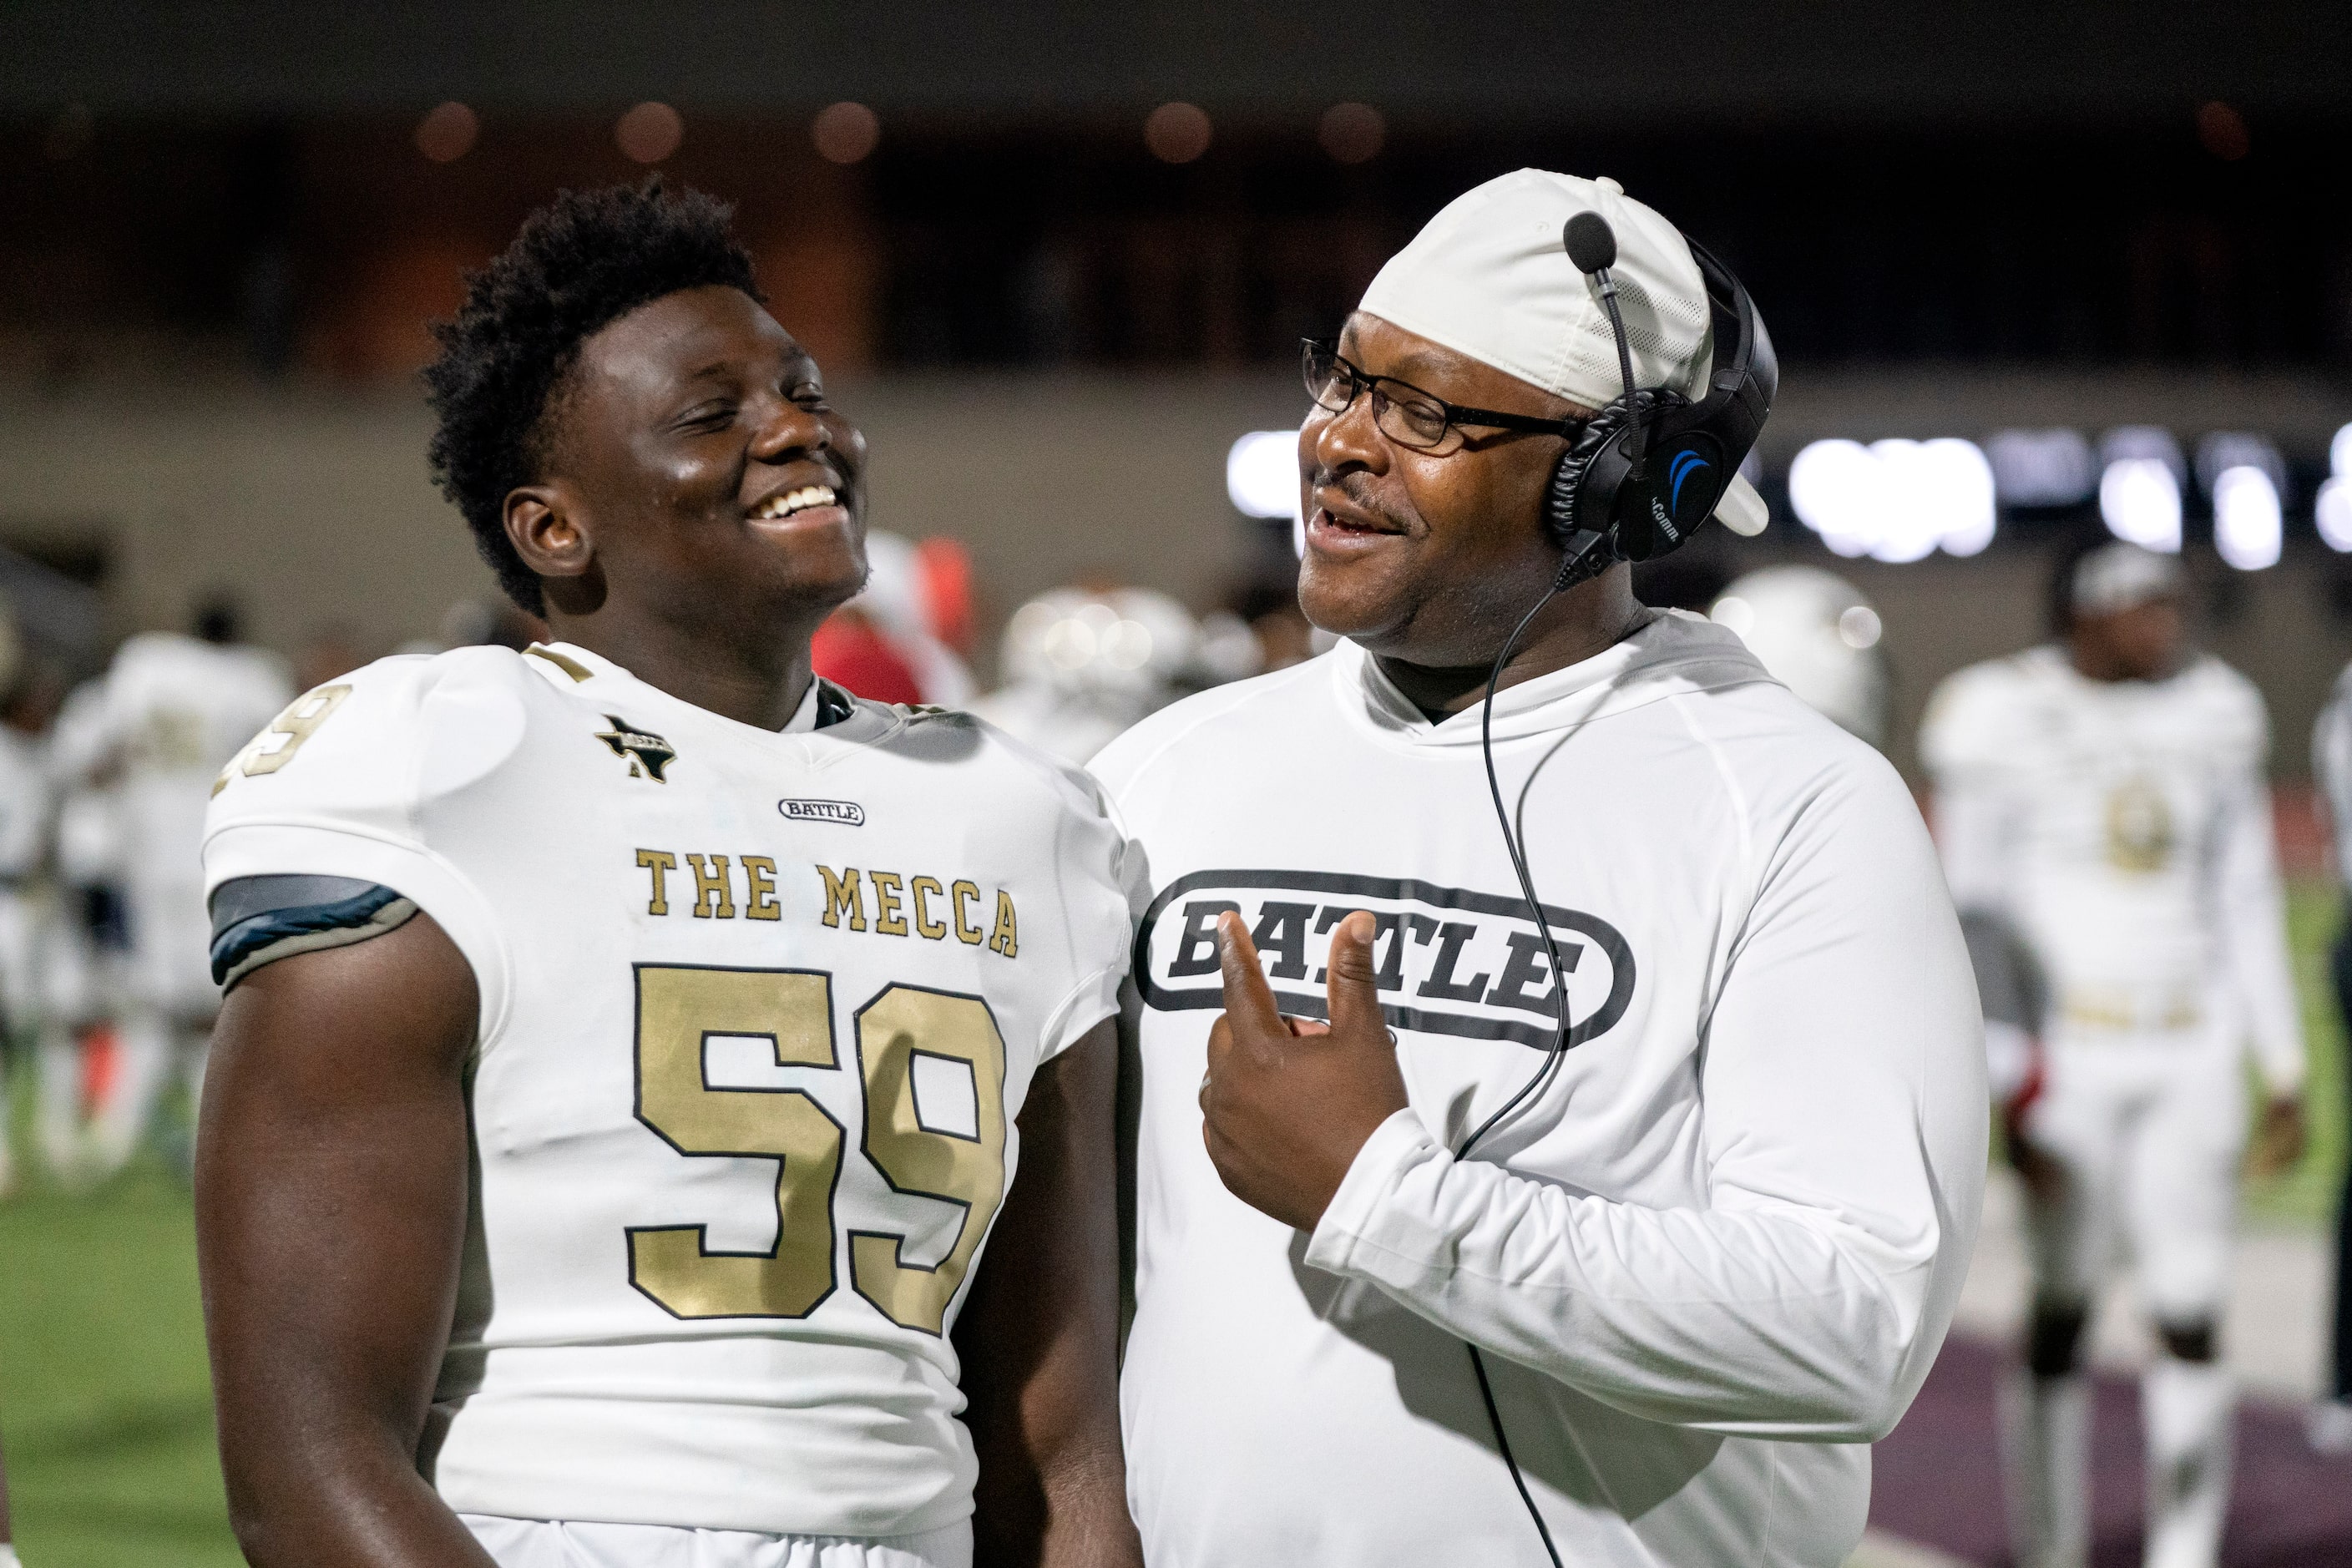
[{"left": 1201, "top": 909, "right": 1411, "bottom": 1231}]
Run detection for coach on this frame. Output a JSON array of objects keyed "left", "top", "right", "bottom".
[{"left": 1092, "top": 170, "right": 1985, "bottom": 1566}]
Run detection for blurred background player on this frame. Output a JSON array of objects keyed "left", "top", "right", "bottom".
[
  {"left": 810, "top": 529, "right": 976, "bottom": 706},
  {"left": 0, "top": 681, "right": 64, "bottom": 1196},
  {"left": 0, "top": 606, "right": 34, "bottom": 1197},
  {"left": 1707, "top": 564, "right": 1891, "bottom": 750},
  {"left": 1922, "top": 539, "right": 2306, "bottom": 1568},
  {"left": 2313, "top": 657, "right": 2352, "bottom": 1451},
  {"left": 38, "top": 671, "right": 135, "bottom": 1185},
  {"left": 969, "top": 583, "right": 1255, "bottom": 765},
  {"left": 66, "top": 599, "right": 290, "bottom": 1179}
]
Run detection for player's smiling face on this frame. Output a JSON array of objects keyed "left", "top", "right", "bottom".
[
  {"left": 1296, "top": 312, "right": 1587, "bottom": 667},
  {"left": 525, "top": 283, "right": 868, "bottom": 631}
]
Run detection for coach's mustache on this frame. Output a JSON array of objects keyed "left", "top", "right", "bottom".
[{"left": 1306, "top": 469, "right": 1415, "bottom": 534}]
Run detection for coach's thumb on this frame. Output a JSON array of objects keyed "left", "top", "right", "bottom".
[{"left": 1325, "top": 910, "right": 1387, "bottom": 1041}]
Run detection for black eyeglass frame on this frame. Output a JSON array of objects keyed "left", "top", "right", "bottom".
[{"left": 1301, "top": 337, "right": 1588, "bottom": 451}]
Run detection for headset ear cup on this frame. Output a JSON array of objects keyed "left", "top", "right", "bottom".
[{"left": 1545, "top": 403, "right": 1635, "bottom": 546}]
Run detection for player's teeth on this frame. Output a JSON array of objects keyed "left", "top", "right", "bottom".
[{"left": 753, "top": 484, "right": 836, "bottom": 519}]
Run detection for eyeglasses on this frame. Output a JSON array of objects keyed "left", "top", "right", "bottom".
[{"left": 1301, "top": 338, "right": 1585, "bottom": 454}]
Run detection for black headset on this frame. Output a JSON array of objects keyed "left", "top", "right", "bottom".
[
  {"left": 1460, "top": 210, "right": 1775, "bottom": 1568},
  {"left": 1541, "top": 211, "right": 1778, "bottom": 587}
]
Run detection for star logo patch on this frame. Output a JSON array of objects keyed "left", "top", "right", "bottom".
[{"left": 594, "top": 716, "right": 676, "bottom": 781}]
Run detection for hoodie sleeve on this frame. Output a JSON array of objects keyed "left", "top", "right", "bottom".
[{"left": 1304, "top": 746, "right": 1987, "bottom": 1441}]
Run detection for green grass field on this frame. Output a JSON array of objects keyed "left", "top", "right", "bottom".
[
  {"left": 1, "top": 884, "right": 2346, "bottom": 1566},
  {"left": 0, "top": 1168, "right": 242, "bottom": 1565}
]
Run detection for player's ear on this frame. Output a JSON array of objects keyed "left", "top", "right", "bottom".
[{"left": 505, "top": 483, "right": 592, "bottom": 581}]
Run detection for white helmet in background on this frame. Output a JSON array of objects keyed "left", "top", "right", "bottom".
[
  {"left": 974, "top": 586, "right": 1228, "bottom": 765},
  {"left": 999, "top": 588, "right": 1201, "bottom": 700},
  {"left": 1709, "top": 565, "right": 1890, "bottom": 749}
]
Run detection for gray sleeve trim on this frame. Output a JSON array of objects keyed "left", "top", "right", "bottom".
[{"left": 210, "top": 874, "right": 419, "bottom": 992}]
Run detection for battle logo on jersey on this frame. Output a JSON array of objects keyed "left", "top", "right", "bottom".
[
  {"left": 594, "top": 716, "right": 677, "bottom": 781},
  {"left": 1134, "top": 868, "right": 1635, "bottom": 1051}
]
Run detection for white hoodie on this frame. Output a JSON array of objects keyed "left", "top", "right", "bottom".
[{"left": 1091, "top": 609, "right": 1985, "bottom": 1568}]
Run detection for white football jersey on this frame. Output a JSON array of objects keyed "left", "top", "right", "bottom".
[
  {"left": 1921, "top": 646, "right": 2300, "bottom": 1085},
  {"left": 202, "top": 642, "right": 1130, "bottom": 1538},
  {"left": 1092, "top": 613, "right": 1985, "bottom": 1568},
  {"left": 0, "top": 725, "right": 52, "bottom": 884},
  {"left": 107, "top": 633, "right": 293, "bottom": 884},
  {"left": 100, "top": 633, "right": 291, "bottom": 1010}
]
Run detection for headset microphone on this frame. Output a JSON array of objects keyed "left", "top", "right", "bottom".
[
  {"left": 1560, "top": 212, "right": 1644, "bottom": 462},
  {"left": 1459, "top": 201, "right": 1775, "bottom": 1568}
]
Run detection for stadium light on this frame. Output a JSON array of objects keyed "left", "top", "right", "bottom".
[
  {"left": 2193, "top": 431, "right": 2285, "bottom": 495},
  {"left": 1985, "top": 428, "right": 2095, "bottom": 508},
  {"left": 615, "top": 102, "right": 684, "bottom": 164},
  {"left": 1786, "top": 438, "right": 1994, "bottom": 562},
  {"left": 1227, "top": 431, "right": 1302, "bottom": 521},
  {"left": 2333, "top": 422, "right": 2352, "bottom": 480},
  {"left": 2318, "top": 478, "right": 2352, "bottom": 553},
  {"left": 2098, "top": 458, "right": 2183, "bottom": 552},
  {"left": 1788, "top": 440, "right": 1879, "bottom": 558},
  {"left": 812, "top": 103, "right": 881, "bottom": 164},
  {"left": 1908, "top": 438, "right": 1997, "bottom": 557},
  {"left": 1146, "top": 103, "right": 1212, "bottom": 163},
  {"left": 2211, "top": 466, "right": 2282, "bottom": 570}
]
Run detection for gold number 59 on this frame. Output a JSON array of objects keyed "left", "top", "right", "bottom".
[{"left": 627, "top": 964, "right": 1009, "bottom": 1337}]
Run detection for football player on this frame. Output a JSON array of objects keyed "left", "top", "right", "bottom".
[
  {"left": 0, "top": 660, "right": 52, "bottom": 1197},
  {"left": 36, "top": 676, "right": 134, "bottom": 1184},
  {"left": 1923, "top": 539, "right": 2304, "bottom": 1568},
  {"left": 73, "top": 601, "right": 291, "bottom": 1178},
  {"left": 196, "top": 184, "right": 1138, "bottom": 1568}
]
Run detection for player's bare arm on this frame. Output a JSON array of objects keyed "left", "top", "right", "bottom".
[
  {"left": 196, "top": 912, "right": 492, "bottom": 1568},
  {"left": 954, "top": 1019, "right": 1141, "bottom": 1568}
]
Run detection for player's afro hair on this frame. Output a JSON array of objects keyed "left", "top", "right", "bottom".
[{"left": 423, "top": 179, "right": 762, "bottom": 615}]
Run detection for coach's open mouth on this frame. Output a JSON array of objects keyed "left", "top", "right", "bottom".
[{"left": 1307, "top": 494, "right": 1405, "bottom": 554}]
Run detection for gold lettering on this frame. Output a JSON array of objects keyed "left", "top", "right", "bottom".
[
  {"left": 951, "top": 880, "right": 984, "bottom": 944},
  {"left": 989, "top": 890, "right": 1019, "bottom": 958},
  {"left": 741, "top": 856, "right": 781, "bottom": 921},
  {"left": 216, "top": 684, "right": 352, "bottom": 796},
  {"left": 627, "top": 966, "right": 842, "bottom": 1318},
  {"left": 686, "top": 854, "right": 735, "bottom": 919},
  {"left": 635, "top": 849, "right": 677, "bottom": 915},
  {"left": 870, "top": 872, "right": 908, "bottom": 937},
  {"left": 819, "top": 867, "right": 866, "bottom": 931},
  {"left": 848, "top": 987, "right": 1009, "bottom": 1334},
  {"left": 910, "top": 876, "right": 948, "bottom": 941}
]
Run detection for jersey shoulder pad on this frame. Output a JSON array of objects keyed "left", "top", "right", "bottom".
[
  {"left": 1919, "top": 653, "right": 2041, "bottom": 776},
  {"left": 205, "top": 646, "right": 534, "bottom": 842},
  {"left": 952, "top": 707, "right": 1122, "bottom": 826}
]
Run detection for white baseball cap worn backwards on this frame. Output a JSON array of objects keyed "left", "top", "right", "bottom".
[{"left": 1358, "top": 168, "right": 1768, "bottom": 537}]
